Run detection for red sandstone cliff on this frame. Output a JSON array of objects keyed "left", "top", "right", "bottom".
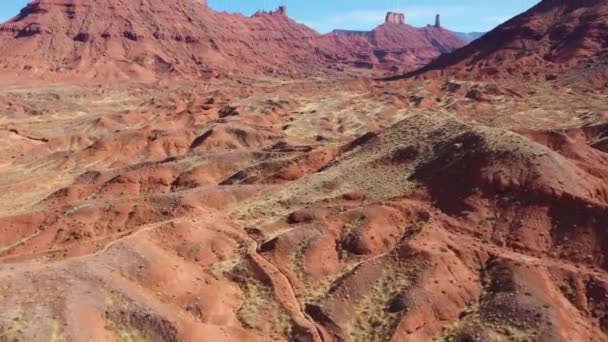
[
  {"left": 394, "top": 0, "right": 608, "bottom": 80},
  {"left": 0, "top": 0, "right": 339, "bottom": 80}
]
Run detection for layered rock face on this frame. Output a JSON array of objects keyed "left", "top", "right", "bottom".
[
  {"left": 398, "top": 0, "right": 608, "bottom": 79},
  {"left": 0, "top": 0, "right": 339, "bottom": 80},
  {"left": 328, "top": 12, "right": 465, "bottom": 72}
]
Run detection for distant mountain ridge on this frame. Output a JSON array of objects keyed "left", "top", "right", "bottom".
[{"left": 449, "top": 31, "right": 485, "bottom": 43}]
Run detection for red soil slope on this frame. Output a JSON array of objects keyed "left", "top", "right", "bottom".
[{"left": 396, "top": 0, "right": 608, "bottom": 79}]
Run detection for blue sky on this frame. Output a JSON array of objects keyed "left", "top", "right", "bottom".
[{"left": 0, "top": 0, "right": 539, "bottom": 33}]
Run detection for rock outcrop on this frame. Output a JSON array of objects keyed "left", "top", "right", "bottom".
[
  {"left": 385, "top": 12, "right": 405, "bottom": 25},
  {"left": 277, "top": 5, "right": 287, "bottom": 16},
  {"left": 253, "top": 5, "right": 288, "bottom": 17}
]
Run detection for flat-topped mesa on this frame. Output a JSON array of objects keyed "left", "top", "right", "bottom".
[
  {"left": 435, "top": 14, "right": 441, "bottom": 28},
  {"left": 385, "top": 12, "right": 405, "bottom": 25}
]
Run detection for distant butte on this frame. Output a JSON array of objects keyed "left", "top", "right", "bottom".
[
  {"left": 385, "top": 12, "right": 406, "bottom": 25},
  {"left": 328, "top": 12, "right": 464, "bottom": 72}
]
